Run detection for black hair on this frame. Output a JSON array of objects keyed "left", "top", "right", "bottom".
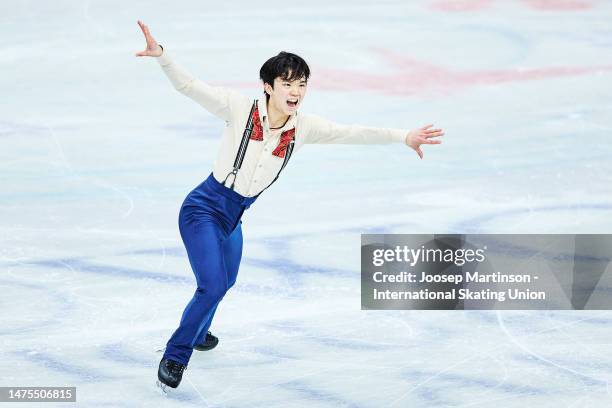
[{"left": 259, "top": 51, "right": 310, "bottom": 101}]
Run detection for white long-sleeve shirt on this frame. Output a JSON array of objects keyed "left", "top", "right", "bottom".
[{"left": 156, "top": 49, "right": 407, "bottom": 197}]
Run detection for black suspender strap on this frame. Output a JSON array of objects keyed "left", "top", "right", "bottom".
[
  {"left": 222, "top": 99, "right": 296, "bottom": 196},
  {"left": 222, "top": 99, "right": 258, "bottom": 189}
]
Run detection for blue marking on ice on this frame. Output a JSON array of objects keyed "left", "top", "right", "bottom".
[{"left": 15, "top": 351, "right": 114, "bottom": 382}]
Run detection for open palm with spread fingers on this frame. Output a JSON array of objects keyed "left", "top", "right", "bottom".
[
  {"left": 135, "top": 20, "right": 163, "bottom": 57},
  {"left": 406, "top": 124, "right": 444, "bottom": 159}
]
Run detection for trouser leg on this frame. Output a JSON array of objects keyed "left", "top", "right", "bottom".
[
  {"left": 193, "top": 221, "right": 243, "bottom": 345},
  {"left": 163, "top": 220, "right": 229, "bottom": 365}
]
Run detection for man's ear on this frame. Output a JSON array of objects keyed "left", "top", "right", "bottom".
[{"left": 263, "top": 82, "right": 273, "bottom": 96}]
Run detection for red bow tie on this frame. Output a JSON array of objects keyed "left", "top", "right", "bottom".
[{"left": 249, "top": 106, "right": 295, "bottom": 158}]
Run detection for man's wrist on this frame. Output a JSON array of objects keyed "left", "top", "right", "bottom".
[
  {"left": 155, "top": 44, "right": 172, "bottom": 66},
  {"left": 403, "top": 132, "right": 411, "bottom": 146},
  {"left": 405, "top": 130, "right": 416, "bottom": 147}
]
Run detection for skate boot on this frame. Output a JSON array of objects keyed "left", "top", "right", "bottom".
[
  {"left": 194, "top": 331, "right": 219, "bottom": 351},
  {"left": 157, "top": 358, "right": 187, "bottom": 392}
]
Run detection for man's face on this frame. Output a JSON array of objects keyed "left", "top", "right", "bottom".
[{"left": 265, "top": 73, "right": 307, "bottom": 116}]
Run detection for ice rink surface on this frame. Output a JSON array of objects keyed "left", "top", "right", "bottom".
[{"left": 2, "top": 0, "right": 612, "bottom": 406}]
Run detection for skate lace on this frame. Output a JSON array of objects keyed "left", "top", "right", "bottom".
[{"left": 167, "top": 359, "right": 186, "bottom": 374}]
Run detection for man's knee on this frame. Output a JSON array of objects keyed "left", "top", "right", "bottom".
[{"left": 195, "top": 284, "right": 227, "bottom": 302}]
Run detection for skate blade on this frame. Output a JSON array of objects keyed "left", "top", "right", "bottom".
[{"left": 156, "top": 380, "right": 169, "bottom": 395}]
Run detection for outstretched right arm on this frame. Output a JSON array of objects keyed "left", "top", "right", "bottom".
[{"left": 135, "top": 20, "right": 245, "bottom": 122}]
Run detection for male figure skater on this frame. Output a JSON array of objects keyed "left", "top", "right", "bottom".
[{"left": 135, "top": 20, "right": 444, "bottom": 391}]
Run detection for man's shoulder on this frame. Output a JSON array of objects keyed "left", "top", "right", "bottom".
[
  {"left": 297, "top": 112, "right": 332, "bottom": 133},
  {"left": 297, "top": 111, "right": 326, "bottom": 125},
  {"left": 226, "top": 93, "right": 258, "bottom": 123}
]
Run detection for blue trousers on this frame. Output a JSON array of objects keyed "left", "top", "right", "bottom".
[{"left": 163, "top": 173, "right": 258, "bottom": 365}]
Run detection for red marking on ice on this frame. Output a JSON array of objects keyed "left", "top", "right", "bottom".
[
  {"left": 306, "top": 47, "right": 612, "bottom": 96},
  {"left": 430, "top": 0, "right": 493, "bottom": 12},
  {"left": 222, "top": 48, "right": 612, "bottom": 97},
  {"left": 522, "top": 0, "right": 593, "bottom": 10},
  {"left": 429, "top": 0, "right": 593, "bottom": 12}
]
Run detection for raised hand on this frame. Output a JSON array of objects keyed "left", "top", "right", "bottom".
[
  {"left": 405, "top": 124, "right": 444, "bottom": 159},
  {"left": 135, "top": 20, "right": 163, "bottom": 57}
]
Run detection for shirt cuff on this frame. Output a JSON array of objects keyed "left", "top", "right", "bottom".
[
  {"left": 391, "top": 129, "right": 407, "bottom": 144},
  {"left": 156, "top": 45, "right": 172, "bottom": 67}
]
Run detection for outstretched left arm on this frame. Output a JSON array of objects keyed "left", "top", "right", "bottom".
[{"left": 302, "top": 113, "right": 444, "bottom": 159}]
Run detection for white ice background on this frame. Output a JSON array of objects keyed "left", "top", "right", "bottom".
[{"left": 2, "top": 0, "right": 612, "bottom": 406}]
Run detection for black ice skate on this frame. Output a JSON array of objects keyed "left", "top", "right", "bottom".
[
  {"left": 194, "top": 331, "right": 219, "bottom": 351},
  {"left": 156, "top": 358, "right": 187, "bottom": 392}
]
